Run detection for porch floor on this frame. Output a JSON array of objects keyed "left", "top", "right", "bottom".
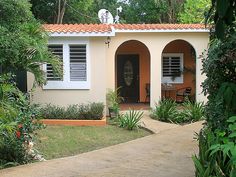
[{"left": 119, "top": 103, "right": 150, "bottom": 111}]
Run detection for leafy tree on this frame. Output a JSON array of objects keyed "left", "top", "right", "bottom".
[
  {"left": 0, "top": 0, "right": 61, "bottom": 85},
  {"left": 121, "top": 0, "right": 184, "bottom": 23},
  {"left": 207, "top": 0, "right": 236, "bottom": 40},
  {"left": 178, "top": 0, "right": 211, "bottom": 23},
  {"left": 30, "top": 0, "right": 185, "bottom": 24},
  {"left": 193, "top": 1, "right": 236, "bottom": 175},
  {"left": 30, "top": 0, "right": 96, "bottom": 24}
]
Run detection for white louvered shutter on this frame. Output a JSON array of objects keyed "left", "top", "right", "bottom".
[
  {"left": 163, "top": 56, "right": 181, "bottom": 77},
  {"left": 69, "top": 45, "right": 87, "bottom": 81},
  {"left": 47, "top": 45, "right": 63, "bottom": 80}
]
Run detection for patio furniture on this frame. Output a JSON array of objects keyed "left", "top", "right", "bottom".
[
  {"left": 145, "top": 83, "right": 150, "bottom": 102},
  {"left": 161, "top": 84, "right": 176, "bottom": 99},
  {"left": 175, "top": 87, "right": 192, "bottom": 103}
]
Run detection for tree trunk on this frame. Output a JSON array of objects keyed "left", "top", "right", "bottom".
[
  {"left": 56, "top": 0, "right": 61, "bottom": 24},
  {"left": 59, "top": 0, "right": 67, "bottom": 24}
]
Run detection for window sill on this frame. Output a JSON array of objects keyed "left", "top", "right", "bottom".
[
  {"left": 162, "top": 77, "right": 183, "bottom": 84},
  {"left": 43, "top": 81, "right": 90, "bottom": 90}
]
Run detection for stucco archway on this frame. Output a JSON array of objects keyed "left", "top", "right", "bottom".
[
  {"left": 161, "top": 39, "right": 197, "bottom": 102},
  {"left": 115, "top": 40, "right": 151, "bottom": 104}
]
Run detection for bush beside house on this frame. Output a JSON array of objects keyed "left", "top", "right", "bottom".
[
  {"left": 151, "top": 99, "right": 205, "bottom": 124},
  {"left": 192, "top": 1, "right": 236, "bottom": 176},
  {"left": 40, "top": 103, "right": 104, "bottom": 120}
]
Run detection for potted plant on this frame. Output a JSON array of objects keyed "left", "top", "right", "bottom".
[{"left": 106, "top": 87, "right": 123, "bottom": 119}]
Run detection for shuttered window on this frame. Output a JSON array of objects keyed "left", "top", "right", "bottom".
[
  {"left": 69, "top": 45, "right": 87, "bottom": 81},
  {"left": 47, "top": 45, "right": 63, "bottom": 80},
  {"left": 163, "top": 56, "right": 181, "bottom": 77},
  {"left": 162, "top": 53, "right": 183, "bottom": 83},
  {"left": 44, "top": 41, "right": 90, "bottom": 90}
]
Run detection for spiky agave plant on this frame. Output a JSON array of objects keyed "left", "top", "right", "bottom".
[{"left": 119, "top": 110, "right": 144, "bottom": 130}]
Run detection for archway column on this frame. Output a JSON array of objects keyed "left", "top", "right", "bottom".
[
  {"left": 195, "top": 49, "right": 207, "bottom": 103},
  {"left": 149, "top": 47, "right": 162, "bottom": 108}
]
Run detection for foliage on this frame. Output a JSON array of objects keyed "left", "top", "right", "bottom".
[
  {"left": 0, "top": 75, "right": 44, "bottom": 168},
  {"left": 206, "top": 0, "right": 236, "bottom": 40},
  {"left": 202, "top": 33, "right": 236, "bottom": 131},
  {"left": 180, "top": 101, "right": 205, "bottom": 122},
  {"left": 40, "top": 103, "right": 104, "bottom": 120},
  {"left": 30, "top": 0, "right": 185, "bottom": 24},
  {"left": 106, "top": 87, "right": 123, "bottom": 117},
  {"left": 178, "top": 0, "right": 211, "bottom": 23},
  {"left": 118, "top": 110, "right": 143, "bottom": 130},
  {"left": 0, "top": 0, "right": 62, "bottom": 86},
  {"left": 150, "top": 99, "right": 178, "bottom": 122},
  {"left": 193, "top": 117, "right": 236, "bottom": 176},
  {"left": 193, "top": 1, "right": 236, "bottom": 176},
  {"left": 30, "top": 0, "right": 96, "bottom": 24},
  {"left": 151, "top": 99, "right": 205, "bottom": 124}
]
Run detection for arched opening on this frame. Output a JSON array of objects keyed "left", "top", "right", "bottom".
[
  {"left": 161, "top": 40, "right": 196, "bottom": 102},
  {"left": 115, "top": 40, "right": 151, "bottom": 108}
]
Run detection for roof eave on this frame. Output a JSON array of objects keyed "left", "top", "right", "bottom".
[
  {"left": 49, "top": 31, "right": 115, "bottom": 37},
  {"left": 114, "top": 29, "right": 210, "bottom": 33}
]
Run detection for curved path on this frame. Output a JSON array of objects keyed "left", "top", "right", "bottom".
[{"left": 0, "top": 119, "right": 203, "bottom": 177}]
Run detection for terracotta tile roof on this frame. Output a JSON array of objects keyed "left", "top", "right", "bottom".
[
  {"left": 43, "top": 23, "right": 207, "bottom": 34},
  {"left": 113, "top": 24, "right": 207, "bottom": 30},
  {"left": 43, "top": 24, "right": 112, "bottom": 33}
]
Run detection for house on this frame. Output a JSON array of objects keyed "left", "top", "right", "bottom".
[{"left": 27, "top": 24, "right": 209, "bottom": 108}]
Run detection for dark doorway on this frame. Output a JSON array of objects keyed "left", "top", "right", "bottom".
[{"left": 117, "top": 54, "right": 139, "bottom": 103}]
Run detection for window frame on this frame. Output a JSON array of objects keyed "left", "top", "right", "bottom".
[
  {"left": 161, "top": 53, "right": 184, "bottom": 84},
  {"left": 43, "top": 39, "right": 90, "bottom": 90}
]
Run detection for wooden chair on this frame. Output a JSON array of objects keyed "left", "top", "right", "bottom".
[
  {"left": 145, "top": 83, "right": 150, "bottom": 102},
  {"left": 176, "top": 87, "right": 192, "bottom": 103}
]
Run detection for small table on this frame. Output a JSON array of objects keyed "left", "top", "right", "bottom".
[{"left": 161, "top": 84, "right": 176, "bottom": 99}]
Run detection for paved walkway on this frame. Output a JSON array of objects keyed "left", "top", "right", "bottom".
[
  {"left": 139, "top": 110, "right": 180, "bottom": 133},
  {"left": 0, "top": 114, "right": 203, "bottom": 177}
]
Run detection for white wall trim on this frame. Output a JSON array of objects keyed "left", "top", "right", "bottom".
[
  {"left": 161, "top": 53, "right": 184, "bottom": 84},
  {"left": 114, "top": 29, "right": 209, "bottom": 33},
  {"left": 48, "top": 28, "right": 209, "bottom": 37},
  {"left": 49, "top": 31, "right": 115, "bottom": 37},
  {"left": 43, "top": 38, "right": 91, "bottom": 90}
]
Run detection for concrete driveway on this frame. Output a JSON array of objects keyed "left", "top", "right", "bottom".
[{"left": 0, "top": 121, "right": 203, "bottom": 177}]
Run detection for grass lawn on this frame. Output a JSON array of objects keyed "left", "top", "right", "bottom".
[{"left": 35, "top": 125, "right": 151, "bottom": 160}]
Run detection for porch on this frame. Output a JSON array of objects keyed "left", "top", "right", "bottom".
[{"left": 114, "top": 39, "right": 196, "bottom": 106}]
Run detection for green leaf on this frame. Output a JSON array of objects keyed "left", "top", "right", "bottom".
[
  {"left": 229, "top": 124, "right": 236, "bottom": 131},
  {"left": 0, "top": 85, "right": 3, "bottom": 100},
  {"left": 229, "top": 132, "right": 236, "bottom": 138},
  {"left": 192, "top": 155, "right": 204, "bottom": 174},
  {"left": 227, "top": 116, "right": 236, "bottom": 123}
]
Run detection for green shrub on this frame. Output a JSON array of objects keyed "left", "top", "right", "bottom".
[
  {"left": 40, "top": 102, "right": 104, "bottom": 120},
  {"left": 106, "top": 87, "right": 123, "bottom": 118},
  {"left": 151, "top": 99, "right": 205, "bottom": 124},
  {"left": 150, "top": 99, "right": 178, "bottom": 122},
  {"left": 40, "top": 104, "right": 65, "bottom": 119},
  {"left": 118, "top": 110, "right": 143, "bottom": 130},
  {"left": 89, "top": 102, "right": 105, "bottom": 120},
  {"left": 179, "top": 101, "right": 205, "bottom": 123},
  {"left": 193, "top": 117, "right": 236, "bottom": 177},
  {"left": 0, "top": 75, "right": 44, "bottom": 168}
]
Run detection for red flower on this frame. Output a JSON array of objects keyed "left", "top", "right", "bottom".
[{"left": 16, "top": 131, "right": 21, "bottom": 138}]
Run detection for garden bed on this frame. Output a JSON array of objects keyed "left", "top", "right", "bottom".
[
  {"left": 40, "top": 103, "right": 106, "bottom": 126},
  {"left": 41, "top": 117, "right": 107, "bottom": 126}
]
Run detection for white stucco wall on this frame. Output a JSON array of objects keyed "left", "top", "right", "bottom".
[
  {"left": 28, "top": 37, "right": 107, "bottom": 107},
  {"left": 27, "top": 31, "right": 209, "bottom": 108},
  {"left": 106, "top": 32, "right": 209, "bottom": 107}
]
